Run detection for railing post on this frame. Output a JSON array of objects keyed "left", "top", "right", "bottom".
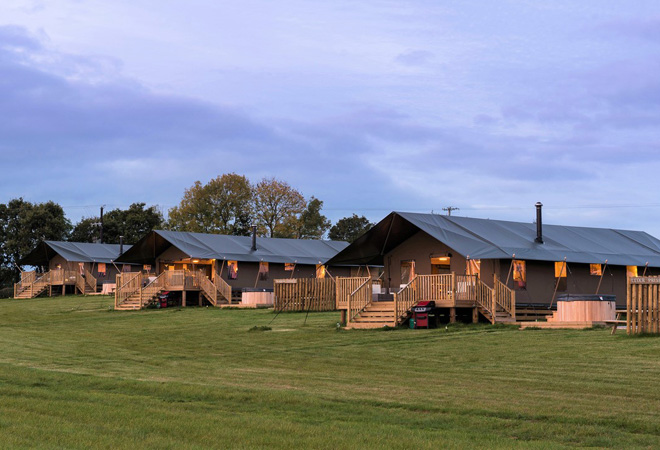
[{"left": 451, "top": 272, "right": 457, "bottom": 306}]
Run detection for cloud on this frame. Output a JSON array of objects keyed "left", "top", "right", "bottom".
[{"left": 395, "top": 50, "right": 434, "bottom": 67}]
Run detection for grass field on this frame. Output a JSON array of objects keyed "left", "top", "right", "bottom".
[{"left": 1, "top": 296, "right": 660, "bottom": 448}]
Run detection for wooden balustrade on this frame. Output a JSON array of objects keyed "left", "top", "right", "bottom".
[
  {"left": 628, "top": 277, "right": 660, "bottom": 334},
  {"left": 336, "top": 277, "right": 369, "bottom": 310},
  {"left": 494, "top": 275, "right": 515, "bottom": 319},
  {"left": 394, "top": 276, "right": 418, "bottom": 322},
  {"left": 455, "top": 274, "right": 478, "bottom": 301},
  {"left": 215, "top": 276, "right": 232, "bottom": 304},
  {"left": 475, "top": 279, "right": 495, "bottom": 323},
  {"left": 274, "top": 278, "right": 337, "bottom": 311},
  {"left": 115, "top": 272, "right": 142, "bottom": 308},
  {"left": 198, "top": 272, "right": 219, "bottom": 306},
  {"left": 21, "top": 271, "right": 36, "bottom": 285},
  {"left": 348, "top": 278, "right": 372, "bottom": 322}
]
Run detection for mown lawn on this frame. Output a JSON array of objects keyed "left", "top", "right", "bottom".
[{"left": 0, "top": 295, "right": 659, "bottom": 448}]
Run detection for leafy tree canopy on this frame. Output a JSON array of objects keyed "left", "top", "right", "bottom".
[
  {"left": 71, "top": 203, "right": 163, "bottom": 244},
  {"left": 167, "top": 173, "right": 253, "bottom": 235},
  {"left": 297, "top": 197, "right": 331, "bottom": 239},
  {"left": 0, "top": 198, "right": 71, "bottom": 286},
  {"left": 328, "top": 214, "right": 374, "bottom": 243},
  {"left": 253, "top": 178, "right": 306, "bottom": 238}
]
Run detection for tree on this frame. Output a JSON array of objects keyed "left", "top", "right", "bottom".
[
  {"left": 297, "top": 197, "right": 330, "bottom": 239},
  {"left": 253, "top": 178, "right": 306, "bottom": 238},
  {"left": 70, "top": 217, "right": 101, "bottom": 243},
  {"left": 328, "top": 214, "right": 374, "bottom": 243},
  {"left": 71, "top": 203, "right": 163, "bottom": 244},
  {"left": 0, "top": 198, "right": 71, "bottom": 286},
  {"left": 167, "top": 173, "right": 253, "bottom": 235}
]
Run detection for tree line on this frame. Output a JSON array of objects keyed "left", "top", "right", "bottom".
[{"left": 0, "top": 173, "right": 374, "bottom": 287}]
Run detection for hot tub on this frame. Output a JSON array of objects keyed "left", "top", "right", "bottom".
[
  {"left": 555, "top": 294, "right": 616, "bottom": 322},
  {"left": 241, "top": 288, "right": 274, "bottom": 307}
]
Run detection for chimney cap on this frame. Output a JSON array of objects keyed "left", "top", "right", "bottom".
[{"left": 535, "top": 202, "right": 543, "bottom": 207}]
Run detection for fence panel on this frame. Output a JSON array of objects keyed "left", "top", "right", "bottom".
[
  {"left": 274, "top": 278, "right": 337, "bottom": 312},
  {"left": 629, "top": 277, "right": 660, "bottom": 334}
]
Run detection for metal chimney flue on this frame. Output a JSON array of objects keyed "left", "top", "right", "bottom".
[
  {"left": 119, "top": 236, "right": 124, "bottom": 254},
  {"left": 251, "top": 226, "right": 257, "bottom": 251},
  {"left": 535, "top": 202, "right": 544, "bottom": 244}
]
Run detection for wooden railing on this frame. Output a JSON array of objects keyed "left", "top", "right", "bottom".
[
  {"left": 494, "top": 275, "right": 515, "bottom": 319},
  {"left": 475, "top": 279, "right": 495, "bottom": 323},
  {"left": 198, "top": 272, "right": 220, "bottom": 306},
  {"left": 336, "top": 277, "right": 369, "bottom": 310},
  {"left": 274, "top": 278, "right": 337, "bottom": 311},
  {"left": 14, "top": 271, "right": 49, "bottom": 298},
  {"left": 215, "top": 276, "right": 232, "bottom": 304},
  {"left": 75, "top": 268, "right": 97, "bottom": 294},
  {"left": 115, "top": 272, "right": 142, "bottom": 308},
  {"left": 348, "top": 278, "right": 372, "bottom": 322},
  {"left": 21, "top": 271, "right": 36, "bottom": 285},
  {"left": 455, "top": 274, "right": 478, "bottom": 301},
  {"left": 48, "top": 269, "right": 77, "bottom": 285},
  {"left": 394, "top": 276, "right": 418, "bottom": 323},
  {"left": 415, "top": 274, "right": 455, "bottom": 302}
]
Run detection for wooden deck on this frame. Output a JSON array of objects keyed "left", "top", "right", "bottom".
[
  {"left": 14, "top": 269, "right": 98, "bottom": 299},
  {"left": 114, "top": 269, "right": 232, "bottom": 310},
  {"left": 281, "top": 273, "right": 518, "bottom": 329}
]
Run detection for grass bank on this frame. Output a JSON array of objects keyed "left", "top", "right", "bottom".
[{"left": 0, "top": 295, "right": 659, "bottom": 448}]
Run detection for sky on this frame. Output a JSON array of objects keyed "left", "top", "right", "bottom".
[{"left": 2, "top": 1, "right": 660, "bottom": 235}]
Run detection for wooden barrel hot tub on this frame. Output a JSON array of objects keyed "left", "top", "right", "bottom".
[{"left": 554, "top": 294, "right": 616, "bottom": 322}]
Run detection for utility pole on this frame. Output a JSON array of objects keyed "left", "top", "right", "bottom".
[
  {"left": 99, "top": 205, "right": 105, "bottom": 243},
  {"left": 443, "top": 206, "right": 459, "bottom": 216}
]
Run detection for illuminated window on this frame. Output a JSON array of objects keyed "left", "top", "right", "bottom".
[
  {"left": 430, "top": 256, "right": 451, "bottom": 275},
  {"left": 627, "top": 266, "right": 638, "bottom": 278},
  {"left": 284, "top": 263, "right": 295, "bottom": 271},
  {"left": 554, "top": 261, "right": 567, "bottom": 292},
  {"left": 513, "top": 260, "right": 526, "bottom": 290},
  {"left": 316, "top": 264, "right": 326, "bottom": 278},
  {"left": 227, "top": 261, "right": 238, "bottom": 280},
  {"left": 590, "top": 264, "right": 602, "bottom": 276}
]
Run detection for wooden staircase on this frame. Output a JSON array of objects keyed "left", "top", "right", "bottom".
[
  {"left": 115, "top": 281, "right": 164, "bottom": 310},
  {"left": 343, "top": 274, "right": 517, "bottom": 329},
  {"left": 13, "top": 273, "right": 50, "bottom": 299},
  {"left": 114, "top": 270, "right": 231, "bottom": 310},
  {"left": 347, "top": 301, "right": 397, "bottom": 329},
  {"left": 476, "top": 303, "right": 517, "bottom": 324}
]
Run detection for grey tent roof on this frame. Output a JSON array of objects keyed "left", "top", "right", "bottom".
[
  {"left": 116, "top": 230, "right": 349, "bottom": 265},
  {"left": 20, "top": 241, "right": 133, "bottom": 266},
  {"left": 326, "top": 211, "right": 660, "bottom": 267}
]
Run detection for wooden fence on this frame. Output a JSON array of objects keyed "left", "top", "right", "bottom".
[
  {"left": 628, "top": 277, "right": 660, "bottom": 334},
  {"left": 274, "top": 278, "right": 337, "bottom": 311}
]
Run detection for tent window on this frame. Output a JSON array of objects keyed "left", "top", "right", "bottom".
[
  {"left": 258, "top": 262, "right": 269, "bottom": 281},
  {"left": 227, "top": 261, "right": 238, "bottom": 280},
  {"left": 466, "top": 259, "right": 481, "bottom": 278},
  {"left": 316, "top": 264, "right": 326, "bottom": 278},
  {"left": 554, "top": 261, "right": 567, "bottom": 292},
  {"left": 590, "top": 264, "right": 602, "bottom": 276},
  {"left": 513, "top": 260, "right": 526, "bottom": 290},
  {"left": 401, "top": 260, "right": 415, "bottom": 285},
  {"left": 430, "top": 256, "right": 451, "bottom": 275},
  {"left": 627, "top": 266, "right": 638, "bottom": 278}
]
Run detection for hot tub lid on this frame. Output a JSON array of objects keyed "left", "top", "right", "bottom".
[{"left": 556, "top": 294, "right": 616, "bottom": 302}]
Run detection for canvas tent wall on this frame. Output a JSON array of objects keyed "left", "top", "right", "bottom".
[{"left": 326, "top": 211, "right": 660, "bottom": 307}]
